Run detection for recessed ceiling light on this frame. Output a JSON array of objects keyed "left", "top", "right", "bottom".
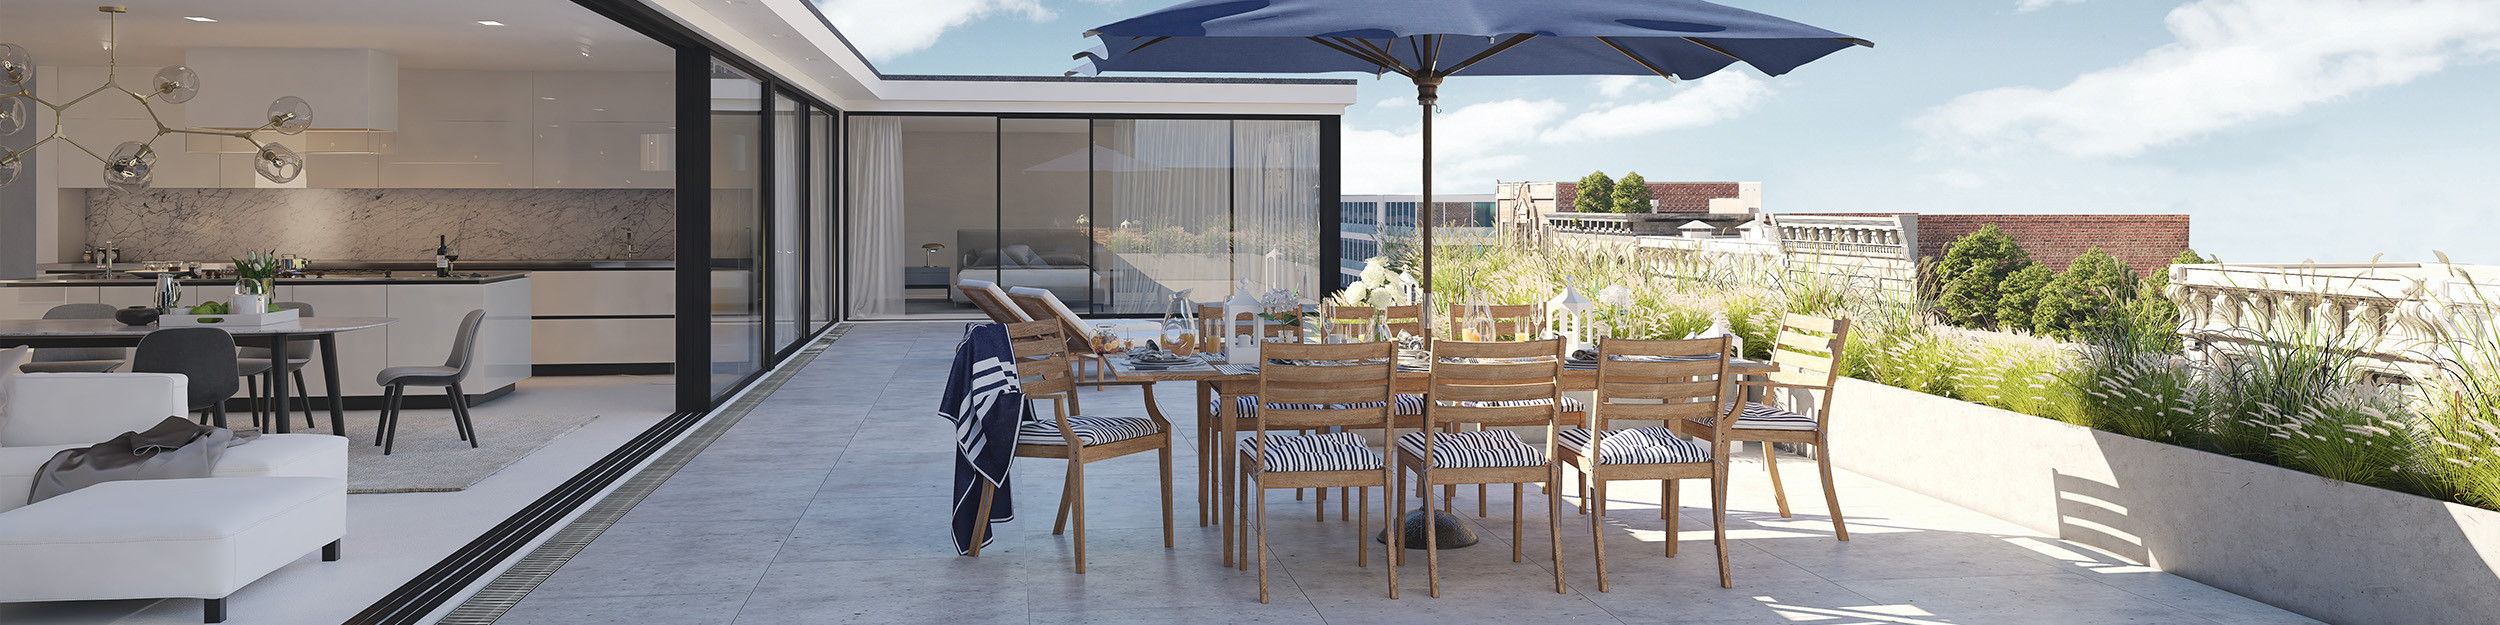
[
  {"left": 771, "top": 33, "right": 787, "bottom": 38},
  {"left": 477, "top": 20, "right": 506, "bottom": 26},
  {"left": 183, "top": 16, "right": 217, "bottom": 23}
]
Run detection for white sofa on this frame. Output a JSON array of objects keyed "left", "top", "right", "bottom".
[{"left": 0, "top": 372, "right": 349, "bottom": 623}]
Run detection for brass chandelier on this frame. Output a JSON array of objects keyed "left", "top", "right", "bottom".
[{"left": 0, "top": 6, "right": 313, "bottom": 190}]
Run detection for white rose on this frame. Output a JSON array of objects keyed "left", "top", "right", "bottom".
[
  {"left": 1367, "top": 287, "right": 1397, "bottom": 308},
  {"left": 1341, "top": 284, "right": 1371, "bottom": 306},
  {"left": 1359, "top": 258, "right": 1390, "bottom": 285}
]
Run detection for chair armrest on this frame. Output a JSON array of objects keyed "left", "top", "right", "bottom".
[{"left": 1, "top": 372, "right": 190, "bottom": 447}]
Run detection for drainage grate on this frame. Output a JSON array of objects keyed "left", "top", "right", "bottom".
[{"left": 432, "top": 323, "right": 852, "bottom": 625}]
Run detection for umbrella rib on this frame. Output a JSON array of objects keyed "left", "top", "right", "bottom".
[
  {"left": 1342, "top": 38, "right": 1417, "bottom": 75},
  {"left": 1440, "top": 33, "right": 1537, "bottom": 76},
  {"left": 1595, "top": 36, "right": 1682, "bottom": 82},
  {"left": 1126, "top": 36, "right": 1177, "bottom": 54},
  {"left": 1678, "top": 37, "right": 1746, "bottom": 62},
  {"left": 1307, "top": 37, "right": 1409, "bottom": 76}
]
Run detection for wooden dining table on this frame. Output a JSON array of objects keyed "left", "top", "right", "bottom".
[
  {"left": 1105, "top": 351, "right": 1779, "bottom": 567},
  {"left": 0, "top": 317, "right": 399, "bottom": 435}
]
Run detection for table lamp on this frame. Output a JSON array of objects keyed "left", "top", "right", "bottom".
[{"left": 921, "top": 243, "right": 945, "bottom": 267}]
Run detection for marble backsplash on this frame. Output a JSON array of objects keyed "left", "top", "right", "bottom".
[{"left": 84, "top": 188, "right": 676, "bottom": 262}]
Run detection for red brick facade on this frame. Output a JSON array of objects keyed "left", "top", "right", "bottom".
[
  {"left": 1915, "top": 214, "right": 2192, "bottom": 278},
  {"left": 1555, "top": 182, "right": 1739, "bottom": 213}
]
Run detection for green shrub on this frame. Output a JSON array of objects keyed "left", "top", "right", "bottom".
[
  {"left": 2033, "top": 248, "right": 2136, "bottom": 341},
  {"left": 1996, "top": 264, "right": 2054, "bottom": 334},
  {"left": 1574, "top": 171, "right": 1616, "bottom": 213},
  {"left": 1935, "top": 224, "right": 2033, "bottom": 330},
  {"left": 1612, "top": 171, "right": 1653, "bottom": 214},
  {"left": 2063, "top": 339, "right": 2205, "bottom": 446}
]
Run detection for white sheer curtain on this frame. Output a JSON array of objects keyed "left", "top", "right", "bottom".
[
  {"left": 848, "top": 116, "right": 905, "bottom": 318},
  {"left": 1100, "top": 119, "right": 1231, "bottom": 313},
  {"left": 1232, "top": 120, "right": 1321, "bottom": 303}
]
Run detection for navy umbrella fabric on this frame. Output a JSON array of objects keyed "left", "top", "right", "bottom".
[{"left": 1070, "top": 0, "right": 1870, "bottom": 296}]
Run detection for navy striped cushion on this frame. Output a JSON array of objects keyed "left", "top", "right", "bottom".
[
  {"left": 1018, "top": 415, "right": 1163, "bottom": 446},
  {"left": 1213, "top": 394, "right": 1428, "bottom": 416},
  {"left": 1396, "top": 429, "right": 1546, "bottom": 468},
  {"left": 1239, "top": 432, "right": 1383, "bottom": 472},
  {"left": 1558, "top": 427, "right": 1711, "bottom": 465},
  {"left": 1692, "top": 402, "right": 1820, "bottom": 431}
]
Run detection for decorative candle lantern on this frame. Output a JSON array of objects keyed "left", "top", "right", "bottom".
[
  {"left": 1222, "top": 279, "right": 1266, "bottom": 362},
  {"left": 1546, "top": 280, "right": 1596, "bottom": 352}
]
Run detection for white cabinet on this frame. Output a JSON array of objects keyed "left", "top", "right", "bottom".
[{"left": 529, "top": 270, "right": 671, "bottom": 367}]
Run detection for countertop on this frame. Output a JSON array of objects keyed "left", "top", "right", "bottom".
[{"left": 0, "top": 270, "right": 533, "bottom": 287}]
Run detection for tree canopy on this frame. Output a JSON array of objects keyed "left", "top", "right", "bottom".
[
  {"left": 1574, "top": 171, "right": 1616, "bottom": 214},
  {"left": 1935, "top": 224, "right": 2034, "bottom": 330},
  {"left": 1611, "top": 172, "right": 1653, "bottom": 214}
]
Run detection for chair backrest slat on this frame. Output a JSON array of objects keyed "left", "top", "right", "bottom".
[
  {"left": 1769, "top": 313, "right": 1851, "bottom": 388},
  {"left": 1427, "top": 338, "right": 1564, "bottom": 430},
  {"left": 1007, "top": 291, "right": 1094, "bottom": 357},
  {"left": 1593, "top": 337, "right": 1732, "bottom": 431},
  {"left": 1256, "top": 341, "right": 1396, "bottom": 433},
  {"left": 1446, "top": 303, "right": 1544, "bottom": 340},
  {"left": 1004, "top": 320, "right": 1076, "bottom": 398}
]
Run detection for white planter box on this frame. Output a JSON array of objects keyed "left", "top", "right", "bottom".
[
  {"left": 1819, "top": 377, "right": 2500, "bottom": 625},
  {"left": 160, "top": 308, "right": 299, "bottom": 328}
]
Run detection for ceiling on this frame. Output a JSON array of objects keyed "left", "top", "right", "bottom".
[{"left": 0, "top": 0, "right": 670, "bottom": 72}]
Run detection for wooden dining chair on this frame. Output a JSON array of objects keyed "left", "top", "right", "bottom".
[
  {"left": 1237, "top": 340, "right": 1401, "bottom": 603},
  {"left": 1560, "top": 336, "right": 1739, "bottom": 591},
  {"left": 1680, "top": 313, "right": 1854, "bottom": 541},
  {"left": 1446, "top": 303, "right": 1544, "bottom": 341},
  {"left": 967, "top": 320, "right": 1176, "bottom": 573},
  {"left": 1396, "top": 338, "right": 1570, "bottom": 597},
  {"left": 957, "top": 279, "right": 1032, "bottom": 323},
  {"left": 1383, "top": 304, "right": 1427, "bottom": 340}
]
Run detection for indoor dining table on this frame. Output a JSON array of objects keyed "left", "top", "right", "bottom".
[
  {"left": 0, "top": 317, "right": 399, "bottom": 435},
  {"left": 1105, "top": 349, "right": 1780, "bottom": 567}
]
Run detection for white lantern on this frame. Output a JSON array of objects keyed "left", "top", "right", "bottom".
[
  {"left": 1223, "top": 278, "right": 1266, "bottom": 362},
  {"left": 1546, "top": 281, "right": 1597, "bottom": 353}
]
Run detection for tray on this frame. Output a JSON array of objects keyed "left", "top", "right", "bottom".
[{"left": 160, "top": 308, "right": 300, "bottom": 328}]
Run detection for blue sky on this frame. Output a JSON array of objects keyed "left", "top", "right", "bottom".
[{"left": 818, "top": 0, "right": 2500, "bottom": 265}]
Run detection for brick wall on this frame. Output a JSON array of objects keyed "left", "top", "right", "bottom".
[
  {"left": 1915, "top": 214, "right": 2192, "bottom": 278},
  {"left": 1554, "top": 182, "right": 1738, "bottom": 213}
]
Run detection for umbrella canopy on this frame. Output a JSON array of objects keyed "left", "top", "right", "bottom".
[{"left": 1071, "top": 0, "right": 1868, "bottom": 308}]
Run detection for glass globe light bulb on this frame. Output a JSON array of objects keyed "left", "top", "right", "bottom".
[
  {"left": 0, "top": 152, "right": 22, "bottom": 189},
  {"left": 152, "top": 65, "right": 200, "bottom": 103},
  {"left": 102, "top": 140, "right": 156, "bottom": 190},
  {"left": 0, "top": 96, "right": 27, "bottom": 135},
  {"left": 267, "top": 96, "right": 313, "bottom": 135},
  {"left": 254, "top": 142, "right": 302, "bottom": 184},
  {"left": 0, "top": 43, "right": 32, "bottom": 89}
]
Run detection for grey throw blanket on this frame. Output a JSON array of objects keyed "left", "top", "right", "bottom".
[{"left": 28, "top": 417, "right": 255, "bottom": 505}]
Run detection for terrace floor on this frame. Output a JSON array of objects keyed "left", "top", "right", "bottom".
[{"left": 497, "top": 322, "right": 2324, "bottom": 625}]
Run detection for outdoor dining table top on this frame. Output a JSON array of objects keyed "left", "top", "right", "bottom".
[{"left": 1105, "top": 352, "right": 1779, "bottom": 384}]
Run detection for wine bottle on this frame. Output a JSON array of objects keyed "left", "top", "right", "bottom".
[{"left": 434, "top": 235, "right": 452, "bottom": 277}]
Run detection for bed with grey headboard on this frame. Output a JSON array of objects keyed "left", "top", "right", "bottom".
[{"left": 949, "top": 229, "right": 1106, "bottom": 308}]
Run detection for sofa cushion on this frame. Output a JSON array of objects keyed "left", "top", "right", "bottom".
[
  {"left": 0, "top": 444, "right": 78, "bottom": 515},
  {"left": 0, "top": 372, "right": 190, "bottom": 447},
  {"left": 0, "top": 477, "right": 346, "bottom": 602},
  {"left": 0, "top": 435, "right": 345, "bottom": 516},
  {"left": 0, "top": 346, "right": 27, "bottom": 424}
]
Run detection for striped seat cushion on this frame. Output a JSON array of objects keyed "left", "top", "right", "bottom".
[
  {"left": 1213, "top": 394, "right": 1429, "bottom": 416},
  {"left": 1396, "top": 429, "right": 1546, "bottom": 468},
  {"left": 1690, "top": 402, "right": 1820, "bottom": 431},
  {"left": 1018, "top": 415, "right": 1163, "bottom": 446},
  {"left": 1448, "top": 396, "right": 1587, "bottom": 412},
  {"left": 1558, "top": 427, "right": 1711, "bottom": 465},
  {"left": 1238, "top": 431, "right": 1383, "bottom": 472}
]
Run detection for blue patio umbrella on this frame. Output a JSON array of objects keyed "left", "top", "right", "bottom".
[{"left": 1070, "top": 0, "right": 1870, "bottom": 294}]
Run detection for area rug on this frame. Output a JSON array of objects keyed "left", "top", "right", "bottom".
[{"left": 333, "top": 413, "right": 601, "bottom": 493}]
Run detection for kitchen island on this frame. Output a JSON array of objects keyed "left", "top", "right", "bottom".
[{"left": 0, "top": 271, "right": 531, "bottom": 407}]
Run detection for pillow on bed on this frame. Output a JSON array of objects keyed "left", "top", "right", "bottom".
[
  {"left": 963, "top": 249, "right": 1001, "bottom": 269},
  {"left": 1035, "top": 252, "right": 1088, "bottom": 268},
  {"left": 1002, "top": 245, "right": 1048, "bottom": 269}
]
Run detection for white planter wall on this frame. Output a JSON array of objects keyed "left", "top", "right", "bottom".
[{"left": 1822, "top": 377, "right": 2500, "bottom": 625}]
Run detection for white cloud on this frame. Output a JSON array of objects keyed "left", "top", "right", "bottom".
[
  {"left": 1543, "top": 73, "right": 1773, "bottom": 143},
  {"left": 1342, "top": 73, "right": 1774, "bottom": 193},
  {"left": 1918, "top": 0, "right": 2500, "bottom": 158},
  {"left": 2015, "top": 0, "right": 2089, "bottom": 12},
  {"left": 817, "top": 0, "right": 1056, "bottom": 62},
  {"left": 1591, "top": 76, "right": 1655, "bottom": 99}
]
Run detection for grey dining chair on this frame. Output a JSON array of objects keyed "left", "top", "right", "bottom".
[
  {"left": 19, "top": 303, "right": 127, "bottom": 373},
  {"left": 132, "top": 327, "right": 242, "bottom": 429},
  {"left": 239, "top": 302, "right": 316, "bottom": 431},
  {"left": 374, "top": 309, "right": 485, "bottom": 455}
]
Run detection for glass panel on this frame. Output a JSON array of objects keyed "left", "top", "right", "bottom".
[
  {"left": 848, "top": 115, "right": 997, "bottom": 318},
  {"left": 1095, "top": 119, "right": 1231, "bottom": 314},
  {"left": 810, "top": 107, "right": 835, "bottom": 330},
  {"left": 709, "top": 60, "right": 765, "bottom": 395},
  {"left": 1233, "top": 119, "right": 1322, "bottom": 305},
  {"left": 999, "top": 118, "right": 1096, "bottom": 313},
  {"left": 770, "top": 92, "right": 802, "bottom": 352}
]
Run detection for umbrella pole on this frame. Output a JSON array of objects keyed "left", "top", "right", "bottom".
[{"left": 1417, "top": 76, "right": 1440, "bottom": 327}]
